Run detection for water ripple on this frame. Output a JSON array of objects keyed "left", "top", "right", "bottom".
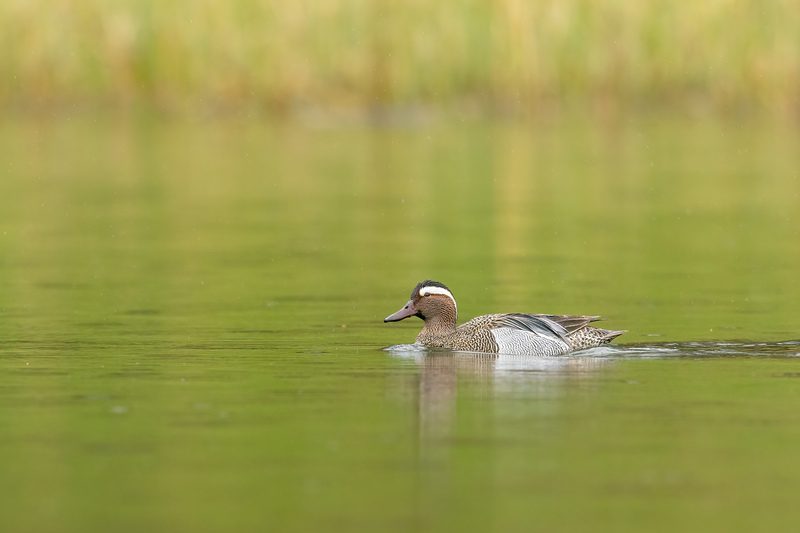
[
  {"left": 599, "top": 340, "right": 800, "bottom": 358},
  {"left": 385, "top": 339, "right": 800, "bottom": 362}
]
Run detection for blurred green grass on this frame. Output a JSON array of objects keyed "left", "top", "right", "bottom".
[{"left": 3, "top": 0, "right": 799, "bottom": 116}]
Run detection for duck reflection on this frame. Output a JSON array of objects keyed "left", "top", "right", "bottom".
[{"left": 386, "top": 345, "right": 612, "bottom": 444}]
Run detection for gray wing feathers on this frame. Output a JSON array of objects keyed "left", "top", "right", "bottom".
[
  {"left": 492, "top": 313, "right": 571, "bottom": 341},
  {"left": 533, "top": 314, "right": 602, "bottom": 334}
]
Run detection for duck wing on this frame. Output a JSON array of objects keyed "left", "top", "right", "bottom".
[
  {"left": 525, "top": 314, "right": 602, "bottom": 334},
  {"left": 489, "top": 313, "right": 573, "bottom": 342}
]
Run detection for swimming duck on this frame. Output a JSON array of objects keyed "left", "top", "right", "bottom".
[{"left": 384, "top": 280, "right": 625, "bottom": 355}]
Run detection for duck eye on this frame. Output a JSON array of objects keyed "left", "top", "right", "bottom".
[{"left": 422, "top": 292, "right": 430, "bottom": 297}]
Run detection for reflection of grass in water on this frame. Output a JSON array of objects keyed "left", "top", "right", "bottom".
[{"left": 2, "top": 0, "right": 799, "bottom": 115}]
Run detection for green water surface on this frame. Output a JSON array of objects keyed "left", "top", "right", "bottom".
[{"left": 1, "top": 114, "right": 799, "bottom": 532}]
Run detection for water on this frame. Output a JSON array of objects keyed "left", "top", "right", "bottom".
[{"left": 1, "top": 113, "right": 800, "bottom": 532}]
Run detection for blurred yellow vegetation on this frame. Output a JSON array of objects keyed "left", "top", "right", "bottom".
[{"left": 2, "top": 0, "right": 799, "bottom": 115}]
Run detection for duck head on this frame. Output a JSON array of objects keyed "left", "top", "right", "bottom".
[{"left": 384, "top": 280, "right": 458, "bottom": 325}]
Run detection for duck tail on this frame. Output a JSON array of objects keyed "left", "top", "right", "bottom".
[{"left": 598, "top": 328, "right": 627, "bottom": 342}]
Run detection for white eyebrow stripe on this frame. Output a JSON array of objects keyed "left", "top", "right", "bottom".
[{"left": 419, "top": 286, "right": 457, "bottom": 313}]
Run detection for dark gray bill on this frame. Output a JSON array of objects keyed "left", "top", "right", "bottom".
[{"left": 384, "top": 299, "right": 417, "bottom": 322}]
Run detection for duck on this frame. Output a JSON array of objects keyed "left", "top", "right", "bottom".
[{"left": 384, "top": 280, "right": 625, "bottom": 356}]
